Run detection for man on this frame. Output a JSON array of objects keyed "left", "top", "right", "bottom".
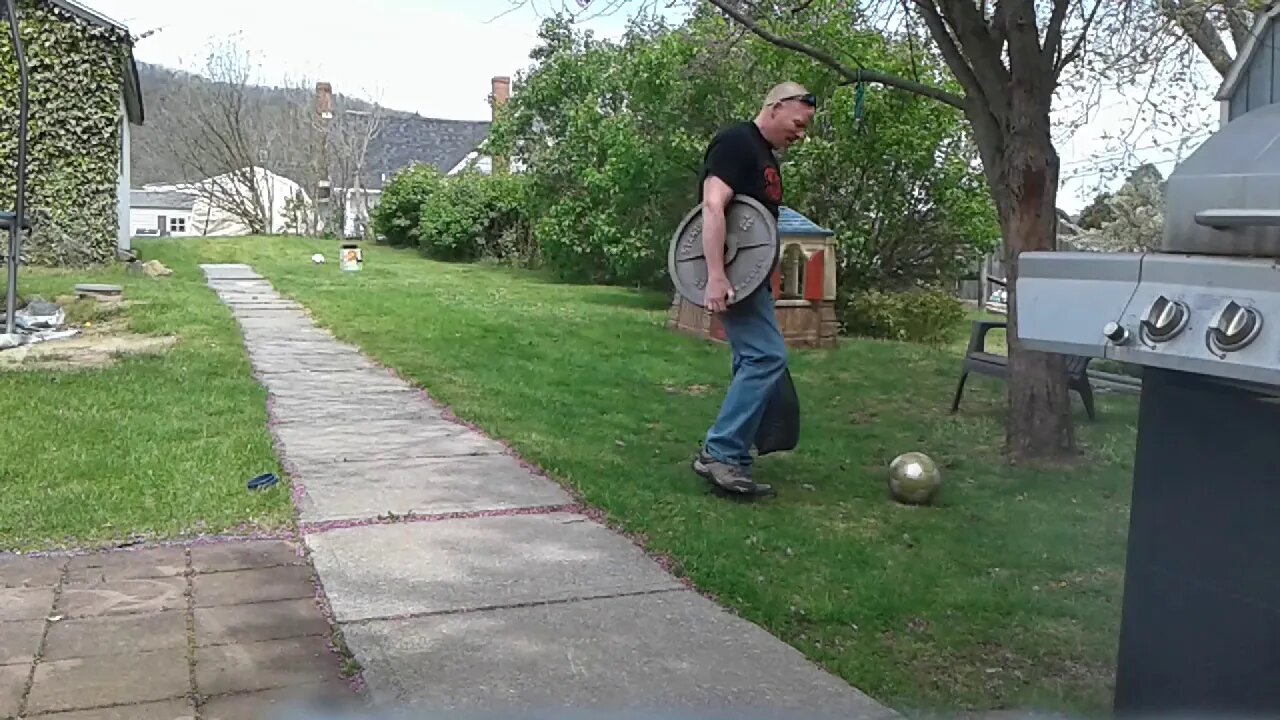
[{"left": 692, "top": 82, "right": 816, "bottom": 498}]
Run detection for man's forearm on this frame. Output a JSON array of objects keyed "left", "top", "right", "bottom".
[{"left": 702, "top": 205, "right": 728, "bottom": 281}]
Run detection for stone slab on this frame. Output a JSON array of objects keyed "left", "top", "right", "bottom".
[
  {"left": 207, "top": 278, "right": 273, "bottom": 289},
  {"left": 26, "top": 647, "right": 190, "bottom": 714},
  {"left": 214, "top": 287, "right": 280, "bottom": 297},
  {"left": 190, "top": 540, "right": 302, "bottom": 573},
  {"left": 0, "top": 619, "right": 44, "bottom": 665},
  {"left": 74, "top": 283, "right": 124, "bottom": 295},
  {"left": 216, "top": 293, "right": 285, "bottom": 305},
  {"left": 267, "top": 398, "right": 441, "bottom": 426},
  {"left": 0, "top": 554, "right": 65, "bottom": 587},
  {"left": 195, "top": 636, "right": 346, "bottom": 696},
  {"left": 230, "top": 303, "right": 305, "bottom": 313},
  {"left": 344, "top": 591, "right": 894, "bottom": 719},
  {"left": 195, "top": 598, "right": 330, "bottom": 646},
  {"left": 210, "top": 289, "right": 278, "bottom": 302},
  {"left": 295, "top": 454, "right": 573, "bottom": 523},
  {"left": 0, "top": 664, "right": 26, "bottom": 717},
  {"left": 201, "top": 683, "right": 362, "bottom": 720},
  {"left": 250, "top": 353, "right": 378, "bottom": 374},
  {"left": 259, "top": 366, "right": 408, "bottom": 390},
  {"left": 39, "top": 698, "right": 197, "bottom": 720},
  {"left": 272, "top": 417, "right": 498, "bottom": 464},
  {"left": 230, "top": 307, "right": 311, "bottom": 320},
  {"left": 193, "top": 565, "right": 315, "bottom": 608},
  {"left": 247, "top": 341, "right": 364, "bottom": 357},
  {"left": 65, "top": 546, "right": 187, "bottom": 584},
  {"left": 0, "top": 586, "right": 54, "bottom": 621},
  {"left": 201, "top": 265, "right": 263, "bottom": 280},
  {"left": 302, "top": 431, "right": 505, "bottom": 464},
  {"left": 231, "top": 309, "right": 311, "bottom": 322},
  {"left": 42, "top": 609, "right": 187, "bottom": 660},
  {"left": 239, "top": 325, "right": 333, "bottom": 342},
  {"left": 56, "top": 577, "right": 186, "bottom": 619},
  {"left": 304, "top": 513, "right": 684, "bottom": 622}
]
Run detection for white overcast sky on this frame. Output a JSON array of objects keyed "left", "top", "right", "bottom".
[{"left": 82, "top": 0, "right": 1221, "bottom": 213}]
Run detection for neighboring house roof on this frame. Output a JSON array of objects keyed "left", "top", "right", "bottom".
[
  {"left": 778, "top": 207, "right": 834, "bottom": 237},
  {"left": 1215, "top": 2, "right": 1280, "bottom": 101},
  {"left": 130, "top": 190, "right": 195, "bottom": 210},
  {"left": 362, "top": 112, "right": 491, "bottom": 189},
  {"left": 43, "top": 0, "right": 144, "bottom": 124}
]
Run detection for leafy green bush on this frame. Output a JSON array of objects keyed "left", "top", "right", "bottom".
[
  {"left": 371, "top": 165, "right": 443, "bottom": 247},
  {"left": 417, "top": 172, "right": 534, "bottom": 265},
  {"left": 840, "top": 288, "right": 965, "bottom": 345}
]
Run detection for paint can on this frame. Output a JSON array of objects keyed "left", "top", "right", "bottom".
[{"left": 339, "top": 244, "right": 362, "bottom": 272}]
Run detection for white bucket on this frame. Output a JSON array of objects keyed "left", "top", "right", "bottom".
[{"left": 339, "top": 244, "right": 363, "bottom": 272}]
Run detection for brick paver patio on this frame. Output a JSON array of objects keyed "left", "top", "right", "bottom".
[{"left": 0, "top": 538, "right": 362, "bottom": 719}]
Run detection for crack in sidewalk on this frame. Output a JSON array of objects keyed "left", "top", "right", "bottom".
[
  {"left": 340, "top": 586, "right": 689, "bottom": 627},
  {"left": 298, "top": 503, "right": 586, "bottom": 535}
]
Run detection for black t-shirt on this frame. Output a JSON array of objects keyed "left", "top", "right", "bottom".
[{"left": 698, "top": 121, "right": 782, "bottom": 218}]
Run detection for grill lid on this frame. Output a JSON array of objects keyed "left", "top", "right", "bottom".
[{"left": 1162, "top": 102, "right": 1280, "bottom": 257}]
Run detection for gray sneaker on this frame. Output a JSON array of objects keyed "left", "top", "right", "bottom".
[{"left": 692, "top": 450, "right": 775, "bottom": 497}]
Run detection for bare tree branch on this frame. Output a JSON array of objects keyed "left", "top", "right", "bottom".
[
  {"left": 1223, "top": 0, "right": 1255, "bottom": 51},
  {"left": 1056, "top": 0, "right": 1105, "bottom": 73},
  {"left": 1160, "top": 0, "right": 1237, "bottom": 75}
]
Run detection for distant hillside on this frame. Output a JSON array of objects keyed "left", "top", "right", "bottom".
[
  {"left": 130, "top": 61, "right": 492, "bottom": 191},
  {"left": 130, "top": 62, "right": 371, "bottom": 186}
]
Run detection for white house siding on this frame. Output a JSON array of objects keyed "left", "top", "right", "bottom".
[
  {"left": 130, "top": 207, "right": 195, "bottom": 237},
  {"left": 116, "top": 93, "right": 131, "bottom": 252}
]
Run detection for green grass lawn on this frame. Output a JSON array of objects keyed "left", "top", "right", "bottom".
[
  {"left": 0, "top": 259, "right": 292, "bottom": 551},
  {"left": 141, "top": 236, "right": 1134, "bottom": 717}
]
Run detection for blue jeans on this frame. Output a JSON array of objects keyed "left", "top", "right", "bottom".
[{"left": 703, "top": 282, "right": 787, "bottom": 469}]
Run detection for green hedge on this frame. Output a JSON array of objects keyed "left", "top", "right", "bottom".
[
  {"left": 371, "top": 165, "right": 442, "bottom": 248},
  {"left": 840, "top": 288, "right": 966, "bottom": 346},
  {"left": 371, "top": 168, "right": 535, "bottom": 266},
  {"left": 0, "top": 0, "right": 129, "bottom": 266},
  {"left": 416, "top": 172, "right": 533, "bottom": 264}
]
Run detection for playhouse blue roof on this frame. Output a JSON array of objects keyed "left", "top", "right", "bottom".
[{"left": 778, "top": 207, "right": 834, "bottom": 237}]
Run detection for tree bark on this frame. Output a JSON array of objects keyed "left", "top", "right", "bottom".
[{"left": 993, "top": 133, "right": 1077, "bottom": 461}]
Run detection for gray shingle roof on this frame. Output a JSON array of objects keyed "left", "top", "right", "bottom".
[
  {"left": 363, "top": 112, "right": 491, "bottom": 189},
  {"left": 778, "top": 207, "right": 834, "bottom": 237},
  {"left": 130, "top": 190, "right": 195, "bottom": 210}
]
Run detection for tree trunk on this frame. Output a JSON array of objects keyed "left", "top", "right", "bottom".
[{"left": 998, "top": 137, "right": 1077, "bottom": 461}]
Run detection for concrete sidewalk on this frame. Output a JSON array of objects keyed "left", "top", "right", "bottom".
[
  {"left": 202, "top": 263, "right": 897, "bottom": 719},
  {"left": 0, "top": 538, "right": 362, "bottom": 718}
]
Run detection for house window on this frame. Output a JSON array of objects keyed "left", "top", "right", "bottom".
[{"left": 168, "top": 217, "right": 186, "bottom": 234}]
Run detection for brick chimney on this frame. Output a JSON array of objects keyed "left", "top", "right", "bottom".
[
  {"left": 490, "top": 76, "right": 510, "bottom": 117},
  {"left": 490, "top": 76, "right": 511, "bottom": 173},
  {"left": 316, "top": 81, "right": 333, "bottom": 120}
]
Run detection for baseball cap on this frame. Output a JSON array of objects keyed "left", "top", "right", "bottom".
[{"left": 762, "top": 82, "right": 816, "bottom": 109}]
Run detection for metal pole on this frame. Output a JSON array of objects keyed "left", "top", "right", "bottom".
[{"left": 3, "top": 0, "right": 28, "bottom": 338}]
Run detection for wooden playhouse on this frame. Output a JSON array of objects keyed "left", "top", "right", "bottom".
[{"left": 668, "top": 206, "right": 838, "bottom": 349}]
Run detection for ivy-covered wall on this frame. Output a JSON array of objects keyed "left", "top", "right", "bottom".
[{"left": 0, "top": 0, "right": 128, "bottom": 266}]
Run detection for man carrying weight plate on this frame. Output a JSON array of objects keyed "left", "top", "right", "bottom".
[{"left": 692, "top": 82, "right": 816, "bottom": 498}]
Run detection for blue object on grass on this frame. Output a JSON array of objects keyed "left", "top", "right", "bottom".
[{"left": 247, "top": 472, "right": 279, "bottom": 491}]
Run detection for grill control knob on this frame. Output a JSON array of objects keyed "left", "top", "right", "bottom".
[
  {"left": 1141, "top": 296, "right": 1189, "bottom": 342},
  {"left": 1103, "top": 321, "right": 1131, "bottom": 345},
  {"left": 1209, "top": 301, "right": 1262, "bottom": 352}
]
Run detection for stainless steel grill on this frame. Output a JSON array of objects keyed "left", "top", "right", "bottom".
[{"left": 1017, "top": 99, "right": 1280, "bottom": 717}]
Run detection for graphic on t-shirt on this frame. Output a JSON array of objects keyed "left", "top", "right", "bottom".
[{"left": 763, "top": 167, "right": 782, "bottom": 203}]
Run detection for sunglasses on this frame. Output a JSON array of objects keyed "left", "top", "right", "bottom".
[{"left": 778, "top": 93, "right": 818, "bottom": 108}]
